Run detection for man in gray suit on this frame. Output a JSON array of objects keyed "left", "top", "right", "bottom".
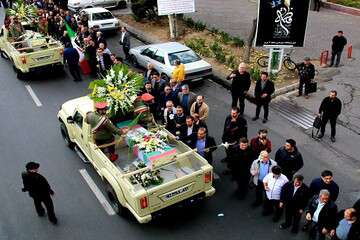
[
  {"left": 177, "top": 84, "right": 196, "bottom": 115},
  {"left": 119, "top": 26, "right": 131, "bottom": 60}
]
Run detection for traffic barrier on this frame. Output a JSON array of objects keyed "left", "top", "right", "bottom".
[
  {"left": 348, "top": 44, "right": 353, "bottom": 59},
  {"left": 320, "top": 50, "right": 329, "bottom": 66}
]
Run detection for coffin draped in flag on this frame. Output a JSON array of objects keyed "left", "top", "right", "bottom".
[{"left": 255, "top": 0, "right": 310, "bottom": 47}]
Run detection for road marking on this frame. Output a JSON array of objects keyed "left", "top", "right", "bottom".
[
  {"left": 79, "top": 169, "right": 116, "bottom": 216},
  {"left": 25, "top": 85, "right": 42, "bottom": 107}
]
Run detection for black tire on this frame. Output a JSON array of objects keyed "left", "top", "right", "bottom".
[
  {"left": 161, "top": 73, "right": 170, "bottom": 82},
  {"left": 257, "top": 56, "right": 269, "bottom": 68},
  {"left": 117, "top": 0, "right": 127, "bottom": 9},
  {"left": 283, "top": 59, "right": 297, "bottom": 71},
  {"left": 16, "top": 70, "right": 28, "bottom": 80},
  {"left": 0, "top": 50, "right": 9, "bottom": 59},
  {"left": 60, "top": 122, "right": 74, "bottom": 149},
  {"left": 106, "top": 184, "right": 128, "bottom": 217},
  {"left": 130, "top": 55, "right": 138, "bottom": 67}
]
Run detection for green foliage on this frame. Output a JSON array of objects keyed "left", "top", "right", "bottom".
[
  {"left": 6, "top": 0, "right": 38, "bottom": 23},
  {"left": 219, "top": 31, "right": 232, "bottom": 44},
  {"left": 330, "top": 0, "right": 360, "bottom": 8},
  {"left": 131, "top": 0, "right": 158, "bottom": 21},
  {"left": 232, "top": 37, "right": 245, "bottom": 48},
  {"left": 184, "top": 38, "right": 210, "bottom": 57},
  {"left": 209, "top": 27, "right": 219, "bottom": 34},
  {"left": 183, "top": 17, "right": 195, "bottom": 28},
  {"left": 226, "top": 55, "right": 238, "bottom": 69},
  {"left": 209, "top": 42, "right": 226, "bottom": 63},
  {"left": 183, "top": 17, "right": 206, "bottom": 31},
  {"left": 250, "top": 67, "right": 261, "bottom": 82},
  {"left": 270, "top": 72, "right": 278, "bottom": 82}
]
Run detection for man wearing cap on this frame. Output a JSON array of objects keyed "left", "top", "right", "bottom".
[
  {"left": 296, "top": 57, "right": 315, "bottom": 99},
  {"left": 85, "top": 102, "right": 128, "bottom": 161},
  {"left": 21, "top": 162, "right": 58, "bottom": 225}
]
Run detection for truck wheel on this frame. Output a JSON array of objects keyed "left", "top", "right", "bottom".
[
  {"left": 60, "top": 122, "right": 74, "bottom": 149},
  {"left": 106, "top": 184, "right": 127, "bottom": 217},
  {"left": 130, "top": 55, "right": 138, "bottom": 67},
  {"left": 0, "top": 50, "right": 9, "bottom": 59},
  {"left": 16, "top": 70, "right": 28, "bottom": 80}
]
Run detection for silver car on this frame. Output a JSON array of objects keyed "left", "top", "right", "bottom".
[{"left": 129, "top": 42, "right": 212, "bottom": 82}]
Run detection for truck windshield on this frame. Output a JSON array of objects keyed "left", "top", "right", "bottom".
[
  {"left": 168, "top": 50, "right": 201, "bottom": 66},
  {"left": 92, "top": 12, "right": 114, "bottom": 21}
]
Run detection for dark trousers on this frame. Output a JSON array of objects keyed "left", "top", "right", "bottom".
[
  {"left": 231, "top": 93, "right": 246, "bottom": 115},
  {"left": 236, "top": 175, "right": 250, "bottom": 198},
  {"left": 255, "top": 180, "right": 265, "bottom": 203},
  {"left": 263, "top": 198, "right": 283, "bottom": 220},
  {"left": 314, "top": 0, "right": 321, "bottom": 11},
  {"left": 33, "top": 195, "right": 57, "bottom": 222},
  {"left": 309, "top": 222, "right": 326, "bottom": 240},
  {"left": 320, "top": 116, "right": 337, "bottom": 137},
  {"left": 95, "top": 137, "right": 115, "bottom": 155},
  {"left": 255, "top": 102, "right": 269, "bottom": 120},
  {"left": 68, "top": 64, "right": 82, "bottom": 81},
  {"left": 299, "top": 78, "right": 310, "bottom": 96},
  {"left": 330, "top": 50, "right": 342, "bottom": 67},
  {"left": 283, "top": 205, "right": 302, "bottom": 231},
  {"left": 123, "top": 46, "right": 130, "bottom": 60}
]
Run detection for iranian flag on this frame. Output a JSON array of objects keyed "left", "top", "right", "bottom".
[{"left": 64, "top": 21, "right": 91, "bottom": 75}]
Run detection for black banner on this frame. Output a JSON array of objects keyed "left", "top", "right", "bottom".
[{"left": 255, "top": 0, "right": 310, "bottom": 47}]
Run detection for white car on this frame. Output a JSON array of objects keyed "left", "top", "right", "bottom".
[
  {"left": 129, "top": 42, "right": 212, "bottom": 82},
  {"left": 76, "top": 8, "right": 119, "bottom": 32},
  {"left": 68, "top": 0, "right": 127, "bottom": 12}
]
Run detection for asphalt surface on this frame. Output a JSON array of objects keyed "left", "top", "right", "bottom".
[{"left": 0, "top": 22, "right": 359, "bottom": 240}]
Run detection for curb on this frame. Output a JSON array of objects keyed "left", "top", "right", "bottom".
[
  {"left": 117, "top": 18, "right": 334, "bottom": 98},
  {"left": 323, "top": 2, "right": 360, "bottom": 16}
]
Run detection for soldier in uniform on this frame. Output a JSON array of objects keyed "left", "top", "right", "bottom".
[
  {"left": 85, "top": 102, "right": 128, "bottom": 162},
  {"left": 9, "top": 16, "right": 25, "bottom": 40},
  {"left": 21, "top": 162, "right": 58, "bottom": 225}
]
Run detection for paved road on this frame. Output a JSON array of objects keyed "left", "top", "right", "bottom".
[{"left": 0, "top": 21, "right": 359, "bottom": 240}]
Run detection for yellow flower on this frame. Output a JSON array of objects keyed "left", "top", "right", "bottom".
[
  {"left": 107, "top": 85, "right": 115, "bottom": 92},
  {"left": 91, "top": 85, "right": 97, "bottom": 97}
]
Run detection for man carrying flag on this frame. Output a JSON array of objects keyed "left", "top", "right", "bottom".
[{"left": 63, "top": 42, "right": 82, "bottom": 82}]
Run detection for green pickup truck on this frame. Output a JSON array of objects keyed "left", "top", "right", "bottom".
[
  {"left": 0, "top": 26, "right": 64, "bottom": 79},
  {"left": 57, "top": 96, "right": 216, "bottom": 223}
]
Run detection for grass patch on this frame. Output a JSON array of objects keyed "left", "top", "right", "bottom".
[{"left": 329, "top": 0, "right": 360, "bottom": 8}]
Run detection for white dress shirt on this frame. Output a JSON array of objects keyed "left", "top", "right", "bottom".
[
  {"left": 312, "top": 202, "right": 325, "bottom": 223},
  {"left": 263, "top": 173, "right": 289, "bottom": 200}
]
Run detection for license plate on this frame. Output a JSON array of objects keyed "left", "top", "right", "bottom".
[
  {"left": 36, "top": 56, "right": 51, "bottom": 61},
  {"left": 163, "top": 186, "right": 190, "bottom": 201}
]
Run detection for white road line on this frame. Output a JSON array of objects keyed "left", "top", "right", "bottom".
[
  {"left": 79, "top": 169, "right": 116, "bottom": 216},
  {"left": 25, "top": 85, "right": 42, "bottom": 107}
]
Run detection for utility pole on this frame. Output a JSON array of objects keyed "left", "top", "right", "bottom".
[{"left": 168, "top": 14, "right": 177, "bottom": 39}]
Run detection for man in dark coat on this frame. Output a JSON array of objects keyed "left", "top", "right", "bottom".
[
  {"left": 279, "top": 174, "right": 310, "bottom": 234},
  {"left": 226, "top": 62, "right": 251, "bottom": 115},
  {"left": 318, "top": 90, "right": 342, "bottom": 142},
  {"left": 190, "top": 127, "right": 217, "bottom": 165},
  {"left": 97, "top": 48, "right": 113, "bottom": 76},
  {"left": 274, "top": 139, "right": 303, "bottom": 180},
  {"left": 228, "top": 137, "right": 254, "bottom": 199},
  {"left": 252, "top": 72, "right": 275, "bottom": 123},
  {"left": 179, "top": 116, "right": 199, "bottom": 146},
  {"left": 309, "top": 170, "right": 339, "bottom": 202},
  {"left": 330, "top": 31, "right": 347, "bottom": 67},
  {"left": 119, "top": 26, "right": 131, "bottom": 60},
  {"left": 250, "top": 129, "right": 272, "bottom": 159},
  {"left": 177, "top": 84, "right": 196, "bottom": 115},
  {"left": 304, "top": 189, "right": 338, "bottom": 240},
  {"left": 63, "top": 42, "right": 82, "bottom": 82},
  {"left": 296, "top": 57, "right": 315, "bottom": 98},
  {"left": 22, "top": 162, "right": 58, "bottom": 225}
]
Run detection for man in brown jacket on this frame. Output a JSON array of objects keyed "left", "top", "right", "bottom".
[{"left": 190, "top": 95, "right": 209, "bottom": 122}]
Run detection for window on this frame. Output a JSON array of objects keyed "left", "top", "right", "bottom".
[
  {"left": 153, "top": 50, "right": 165, "bottom": 64},
  {"left": 73, "top": 112, "right": 83, "bottom": 128},
  {"left": 141, "top": 47, "right": 156, "bottom": 58},
  {"left": 168, "top": 50, "right": 201, "bottom": 65},
  {"left": 92, "top": 12, "right": 114, "bottom": 21}
]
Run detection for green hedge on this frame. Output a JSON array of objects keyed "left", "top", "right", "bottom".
[{"left": 330, "top": 0, "right": 360, "bottom": 8}]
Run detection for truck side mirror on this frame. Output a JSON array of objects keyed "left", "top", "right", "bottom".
[{"left": 67, "top": 116, "right": 74, "bottom": 124}]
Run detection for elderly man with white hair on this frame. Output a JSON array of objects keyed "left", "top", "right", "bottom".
[
  {"left": 304, "top": 189, "right": 338, "bottom": 240},
  {"left": 226, "top": 62, "right": 251, "bottom": 115}
]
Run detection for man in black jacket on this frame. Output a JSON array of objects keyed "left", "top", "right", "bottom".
[
  {"left": 228, "top": 138, "right": 254, "bottom": 199},
  {"left": 279, "top": 175, "right": 310, "bottom": 234},
  {"left": 296, "top": 57, "right": 315, "bottom": 98},
  {"left": 179, "top": 116, "right": 199, "bottom": 146},
  {"left": 304, "top": 189, "right": 338, "bottom": 240},
  {"left": 330, "top": 31, "right": 347, "bottom": 67},
  {"left": 226, "top": 62, "right": 251, "bottom": 115},
  {"left": 275, "top": 139, "right": 303, "bottom": 181},
  {"left": 309, "top": 170, "right": 339, "bottom": 202},
  {"left": 97, "top": 48, "right": 113, "bottom": 76},
  {"left": 21, "top": 162, "right": 58, "bottom": 225},
  {"left": 252, "top": 72, "right": 275, "bottom": 123},
  {"left": 190, "top": 127, "right": 217, "bottom": 165},
  {"left": 63, "top": 42, "right": 82, "bottom": 82},
  {"left": 119, "top": 26, "right": 131, "bottom": 61},
  {"left": 318, "top": 90, "right": 342, "bottom": 142}
]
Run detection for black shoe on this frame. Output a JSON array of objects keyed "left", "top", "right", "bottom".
[
  {"left": 37, "top": 212, "right": 45, "bottom": 217},
  {"left": 252, "top": 117, "right": 259, "bottom": 121},
  {"left": 317, "top": 133, "right": 324, "bottom": 139},
  {"left": 280, "top": 223, "right": 290, "bottom": 229},
  {"left": 50, "top": 218, "right": 58, "bottom": 225},
  {"left": 291, "top": 228, "right": 299, "bottom": 234},
  {"left": 251, "top": 201, "right": 262, "bottom": 208},
  {"left": 331, "top": 136, "right": 336, "bottom": 142},
  {"left": 262, "top": 119, "right": 268, "bottom": 123}
]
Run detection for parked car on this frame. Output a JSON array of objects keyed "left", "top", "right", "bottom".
[
  {"left": 75, "top": 8, "right": 119, "bottom": 32},
  {"left": 129, "top": 42, "right": 212, "bottom": 82},
  {"left": 68, "top": 0, "right": 127, "bottom": 12}
]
